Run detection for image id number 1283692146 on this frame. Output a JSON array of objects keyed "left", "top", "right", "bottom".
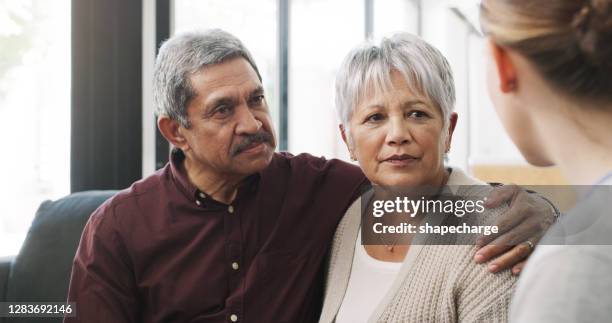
[{"left": 0, "top": 302, "right": 76, "bottom": 318}]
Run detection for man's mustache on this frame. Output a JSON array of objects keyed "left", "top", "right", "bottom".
[{"left": 231, "top": 131, "right": 275, "bottom": 156}]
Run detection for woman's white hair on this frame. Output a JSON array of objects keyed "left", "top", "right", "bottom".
[{"left": 335, "top": 33, "right": 456, "bottom": 133}]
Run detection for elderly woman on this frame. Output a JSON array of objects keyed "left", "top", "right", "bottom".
[{"left": 319, "top": 33, "right": 517, "bottom": 323}]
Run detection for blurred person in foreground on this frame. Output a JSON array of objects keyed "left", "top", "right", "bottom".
[
  {"left": 481, "top": 0, "right": 612, "bottom": 321},
  {"left": 65, "top": 29, "right": 557, "bottom": 323}
]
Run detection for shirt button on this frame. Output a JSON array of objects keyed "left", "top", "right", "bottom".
[
  {"left": 199, "top": 192, "right": 206, "bottom": 199},
  {"left": 230, "top": 314, "right": 238, "bottom": 322},
  {"left": 195, "top": 200, "right": 201, "bottom": 206},
  {"left": 228, "top": 205, "right": 234, "bottom": 214},
  {"left": 231, "top": 262, "right": 239, "bottom": 270}
]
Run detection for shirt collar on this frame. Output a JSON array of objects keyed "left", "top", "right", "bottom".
[
  {"left": 169, "top": 147, "right": 261, "bottom": 206},
  {"left": 170, "top": 148, "right": 200, "bottom": 201}
]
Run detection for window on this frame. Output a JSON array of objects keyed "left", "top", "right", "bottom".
[
  {"left": 289, "top": 0, "right": 364, "bottom": 159},
  {"left": 0, "top": 0, "right": 71, "bottom": 256},
  {"left": 373, "top": 0, "right": 419, "bottom": 38}
]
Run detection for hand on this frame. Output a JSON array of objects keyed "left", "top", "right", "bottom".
[{"left": 473, "top": 184, "right": 556, "bottom": 275}]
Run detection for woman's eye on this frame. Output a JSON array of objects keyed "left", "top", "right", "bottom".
[
  {"left": 407, "top": 111, "right": 429, "bottom": 119},
  {"left": 365, "top": 113, "right": 384, "bottom": 123}
]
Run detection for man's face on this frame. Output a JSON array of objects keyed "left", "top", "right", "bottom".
[{"left": 180, "top": 57, "right": 276, "bottom": 177}]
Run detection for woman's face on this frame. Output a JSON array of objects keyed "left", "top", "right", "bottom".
[{"left": 344, "top": 70, "right": 456, "bottom": 187}]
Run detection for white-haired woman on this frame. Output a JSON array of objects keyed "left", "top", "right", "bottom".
[{"left": 319, "top": 33, "right": 518, "bottom": 323}]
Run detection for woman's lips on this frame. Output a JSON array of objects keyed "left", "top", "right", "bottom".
[{"left": 382, "top": 155, "right": 420, "bottom": 166}]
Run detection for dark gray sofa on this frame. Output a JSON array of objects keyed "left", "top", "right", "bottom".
[{"left": 0, "top": 190, "right": 116, "bottom": 323}]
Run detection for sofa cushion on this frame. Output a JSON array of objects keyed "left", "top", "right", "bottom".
[
  {"left": 0, "top": 256, "right": 14, "bottom": 301},
  {"left": 5, "top": 190, "right": 116, "bottom": 307}
]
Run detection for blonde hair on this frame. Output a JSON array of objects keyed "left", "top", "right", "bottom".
[{"left": 480, "top": 0, "right": 612, "bottom": 102}]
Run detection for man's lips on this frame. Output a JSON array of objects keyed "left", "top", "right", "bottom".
[
  {"left": 239, "top": 142, "right": 266, "bottom": 154},
  {"left": 231, "top": 131, "right": 275, "bottom": 156}
]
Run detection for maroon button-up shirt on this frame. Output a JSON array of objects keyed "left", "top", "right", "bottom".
[{"left": 65, "top": 149, "right": 365, "bottom": 323}]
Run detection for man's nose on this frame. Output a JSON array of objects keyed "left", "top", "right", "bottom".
[
  {"left": 235, "top": 105, "right": 262, "bottom": 134},
  {"left": 386, "top": 117, "right": 412, "bottom": 146}
]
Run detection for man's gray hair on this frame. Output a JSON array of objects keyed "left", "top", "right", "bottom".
[
  {"left": 153, "top": 29, "right": 261, "bottom": 128},
  {"left": 335, "top": 33, "right": 455, "bottom": 132}
]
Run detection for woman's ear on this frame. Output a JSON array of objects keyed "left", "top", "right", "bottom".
[
  {"left": 488, "top": 40, "right": 518, "bottom": 93},
  {"left": 339, "top": 124, "right": 356, "bottom": 161},
  {"left": 158, "top": 116, "right": 190, "bottom": 152},
  {"left": 445, "top": 113, "right": 458, "bottom": 153}
]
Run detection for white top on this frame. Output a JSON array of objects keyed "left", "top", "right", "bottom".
[
  {"left": 510, "top": 173, "right": 612, "bottom": 323},
  {"left": 336, "top": 231, "right": 401, "bottom": 323}
]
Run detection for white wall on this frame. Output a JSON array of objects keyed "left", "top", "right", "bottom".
[{"left": 420, "top": 0, "right": 527, "bottom": 169}]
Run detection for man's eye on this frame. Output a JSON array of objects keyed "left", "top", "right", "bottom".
[
  {"left": 216, "top": 105, "right": 232, "bottom": 116},
  {"left": 365, "top": 113, "right": 384, "bottom": 123},
  {"left": 250, "top": 95, "right": 265, "bottom": 105}
]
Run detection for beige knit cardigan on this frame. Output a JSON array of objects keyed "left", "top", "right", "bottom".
[{"left": 319, "top": 168, "right": 517, "bottom": 323}]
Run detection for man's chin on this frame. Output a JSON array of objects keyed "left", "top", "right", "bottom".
[{"left": 234, "top": 144, "right": 274, "bottom": 172}]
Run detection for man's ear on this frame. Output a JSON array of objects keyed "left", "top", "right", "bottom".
[
  {"left": 339, "top": 124, "right": 356, "bottom": 161},
  {"left": 445, "top": 113, "right": 458, "bottom": 153},
  {"left": 158, "top": 116, "right": 190, "bottom": 151},
  {"left": 488, "top": 40, "right": 518, "bottom": 93}
]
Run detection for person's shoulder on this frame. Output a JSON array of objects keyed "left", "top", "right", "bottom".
[
  {"left": 335, "top": 198, "right": 362, "bottom": 233},
  {"left": 273, "top": 151, "right": 358, "bottom": 170},
  {"left": 428, "top": 245, "right": 516, "bottom": 306},
  {"left": 438, "top": 245, "right": 515, "bottom": 321},
  {"left": 447, "top": 168, "right": 507, "bottom": 226},
  {"left": 530, "top": 245, "right": 612, "bottom": 271},
  {"left": 533, "top": 246, "right": 612, "bottom": 284},
  {"left": 557, "top": 188, "right": 612, "bottom": 245},
  {"left": 418, "top": 245, "right": 515, "bottom": 284},
  {"left": 89, "top": 166, "right": 169, "bottom": 224},
  {"left": 271, "top": 152, "right": 365, "bottom": 179},
  {"left": 266, "top": 152, "right": 367, "bottom": 219},
  {"left": 110, "top": 168, "right": 166, "bottom": 204},
  {"left": 457, "top": 245, "right": 515, "bottom": 282},
  {"left": 511, "top": 245, "right": 612, "bottom": 322},
  {"left": 449, "top": 167, "right": 493, "bottom": 195}
]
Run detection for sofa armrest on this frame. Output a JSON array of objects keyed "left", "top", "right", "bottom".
[{"left": 0, "top": 256, "right": 14, "bottom": 301}]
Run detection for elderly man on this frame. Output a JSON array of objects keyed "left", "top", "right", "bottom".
[{"left": 65, "top": 29, "right": 555, "bottom": 323}]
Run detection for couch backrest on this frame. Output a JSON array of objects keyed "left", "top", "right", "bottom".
[{"left": 4, "top": 190, "right": 116, "bottom": 322}]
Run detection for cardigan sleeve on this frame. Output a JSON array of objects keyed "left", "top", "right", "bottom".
[{"left": 455, "top": 246, "right": 517, "bottom": 323}]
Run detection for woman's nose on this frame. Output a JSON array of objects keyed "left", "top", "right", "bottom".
[{"left": 386, "top": 118, "right": 411, "bottom": 146}]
